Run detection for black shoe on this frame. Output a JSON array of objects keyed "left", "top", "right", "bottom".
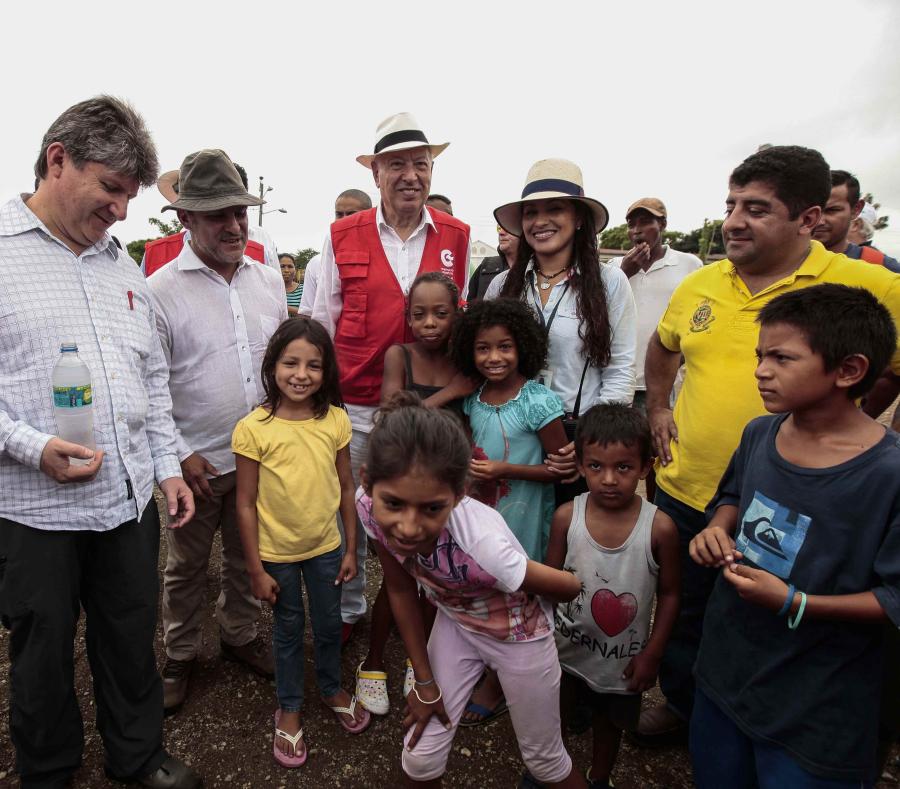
[
  {"left": 137, "top": 757, "right": 202, "bottom": 789},
  {"left": 106, "top": 756, "right": 201, "bottom": 788},
  {"left": 518, "top": 771, "right": 543, "bottom": 789}
]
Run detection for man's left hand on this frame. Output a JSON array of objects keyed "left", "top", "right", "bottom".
[{"left": 159, "top": 477, "right": 195, "bottom": 529}]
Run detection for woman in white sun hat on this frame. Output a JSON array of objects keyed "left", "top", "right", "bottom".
[
  {"left": 487, "top": 159, "right": 636, "bottom": 498},
  {"left": 461, "top": 160, "right": 636, "bottom": 730}
]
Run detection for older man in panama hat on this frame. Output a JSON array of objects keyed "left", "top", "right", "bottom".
[
  {"left": 312, "top": 112, "right": 470, "bottom": 706},
  {"left": 146, "top": 149, "right": 287, "bottom": 714}
]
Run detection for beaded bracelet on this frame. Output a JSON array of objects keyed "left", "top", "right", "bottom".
[
  {"left": 777, "top": 583, "right": 796, "bottom": 617},
  {"left": 788, "top": 591, "right": 808, "bottom": 630},
  {"left": 412, "top": 684, "right": 443, "bottom": 705}
]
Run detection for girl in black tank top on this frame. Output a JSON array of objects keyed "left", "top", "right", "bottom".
[{"left": 379, "top": 273, "right": 468, "bottom": 414}]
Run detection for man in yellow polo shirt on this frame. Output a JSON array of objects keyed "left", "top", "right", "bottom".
[{"left": 635, "top": 145, "right": 900, "bottom": 743}]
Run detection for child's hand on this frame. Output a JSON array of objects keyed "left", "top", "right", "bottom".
[
  {"left": 544, "top": 441, "right": 579, "bottom": 483},
  {"left": 403, "top": 682, "right": 451, "bottom": 750},
  {"left": 689, "top": 526, "right": 743, "bottom": 567},
  {"left": 335, "top": 554, "right": 358, "bottom": 585},
  {"left": 622, "top": 649, "right": 662, "bottom": 693},
  {"left": 723, "top": 563, "right": 788, "bottom": 613},
  {"left": 469, "top": 458, "right": 507, "bottom": 481},
  {"left": 249, "top": 570, "right": 279, "bottom": 605}
]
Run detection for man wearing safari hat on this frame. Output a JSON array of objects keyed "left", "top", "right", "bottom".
[
  {"left": 312, "top": 112, "right": 470, "bottom": 663},
  {"left": 143, "top": 163, "right": 278, "bottom": 277},
  {"left": 147, "top": 149, "right": 287, "bottom": 713}
]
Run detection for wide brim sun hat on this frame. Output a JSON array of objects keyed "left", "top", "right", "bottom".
[
  {"left": 160, "top": 149, "right": 265, "bottom": 213},
  {"left": 356, "top": 112, "right": 449, "bottom": 168},
  {"left": 494, "top": 158, "right": 609, "bottom": 237}
]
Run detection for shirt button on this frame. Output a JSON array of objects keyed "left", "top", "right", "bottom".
[{"left": 246, "top": 377, "right": 251, "bottom": 382}]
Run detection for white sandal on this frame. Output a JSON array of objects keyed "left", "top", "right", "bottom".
[
  {"left": 402, "top": 658, "right": 415, "bottom": 699},
  {"left": 273, "top": 709, "right": 307, "bottom": 768},
  {"left": 355, "top": 662, "right": 390, "bottom": 716}
]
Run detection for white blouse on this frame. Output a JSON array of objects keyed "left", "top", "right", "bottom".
[{"left": 484, "top": 260, "right": 636, "bottom": 413}]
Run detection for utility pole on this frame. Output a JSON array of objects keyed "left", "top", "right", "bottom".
[{"left": 258, "top": 176, "right": 266, "bottom": 227}]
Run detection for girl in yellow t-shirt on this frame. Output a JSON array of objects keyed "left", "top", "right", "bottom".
[{"left": 233, "top": 317, "right": 370, "bottom": 770}]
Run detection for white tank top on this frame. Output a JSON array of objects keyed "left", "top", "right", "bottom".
[{"left": 554, "top": 493, "right": 659, "bottom": 693}]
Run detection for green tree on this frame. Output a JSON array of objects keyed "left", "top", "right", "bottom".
[
  {"left": 127, "top": 239, "right": 154, "bottom": 265},
  {"left": 598, "top": 223, "right": 629, "bottom": 250},
  {"left": 698, "top": 219, "right": 725, "bottom": 260},
  {"left": 862, "top": 193, "right": 890, "bottom": 230},
  {"left": 293, "top": 247, "right": 319, "bottom": 268},
  {"left": 148, "top": 217, "right": 183, "bottom": 236}
]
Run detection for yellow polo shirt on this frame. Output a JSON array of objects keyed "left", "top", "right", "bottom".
[
  {"left": 232, "top": 405, "right": 351, "bottom": 562},
  {"left": 655, "top": 241, "right": 900, "bottom": 512}
]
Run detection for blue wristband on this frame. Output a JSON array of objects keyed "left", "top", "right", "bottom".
[
  {"left": 777, "top": 583, "right": 796, "bottom": 617},
  {"left": 788, "top": 591, "right": 807, "bottom": 630}
]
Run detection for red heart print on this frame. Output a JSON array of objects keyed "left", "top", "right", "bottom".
[{"left": 591, "top": 588, "right": 638, "bottom": 637}]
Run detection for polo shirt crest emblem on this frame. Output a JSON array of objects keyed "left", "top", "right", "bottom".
[{"left": 689, "top": 300, "right": 715, "bottom": 333}]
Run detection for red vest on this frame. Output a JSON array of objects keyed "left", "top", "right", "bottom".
[
  {"left": 859, "top": 245, "right": 886, "bottom": 266},
  {"left": 332, "top": 207, "right": 469, "bottom": 405},
  {"left": 143, "top": 231, "right": 265, "bottom": 277}
]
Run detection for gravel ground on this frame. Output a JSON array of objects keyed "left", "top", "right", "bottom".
[{"left": 2, "top": 404, "right": 900, "bottom": 788}]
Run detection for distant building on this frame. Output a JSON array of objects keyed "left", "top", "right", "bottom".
[{"left": 469, "top": 239, "right": 498, "bottom": 275}]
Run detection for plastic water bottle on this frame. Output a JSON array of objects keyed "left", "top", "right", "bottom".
[{"left": 52, "top": 342, "right": 95, "bottom": 466}]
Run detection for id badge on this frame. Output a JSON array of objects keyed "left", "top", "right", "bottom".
[{"left": 536, "top": 368, "right": 553, "bottom": 388}]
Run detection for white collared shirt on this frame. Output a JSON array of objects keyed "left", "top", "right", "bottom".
[
  {"left": 299, "top": 253, "right": 320, "bottom": 317},
  {"left": 610, "top": 246, "right": 702, "bottom": 389},
  {"left": 147, "top": 242, "right": 287, "bottom": 474},
  {"left": 0, "top": 195, "right": 182, "bottom": 531},
  {"left": 312, "top": 204, "right": 471, "bottom": 431},
  {"left": 484, "top": 260, "right": 637, "bottom": 412}
]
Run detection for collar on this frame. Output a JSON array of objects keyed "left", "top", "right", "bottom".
[
  {"left": 645, "top": 245, "right": 678, "bottom": 273},
  {"left": 376, "top": 202, "right": 435, "bottom": 236},
  {"left": 0, "top": 194, "right": 118, "bottom": 257},
  {"left": 174, "top": 235, "right": 253, "bottom": 274},
  {"left": 719, "top": 240, "right": 832, "bottom": 282}
]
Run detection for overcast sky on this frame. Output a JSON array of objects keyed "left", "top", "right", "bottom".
[{"left": 4, "top": 0, "right": 899, "bottom": 257}]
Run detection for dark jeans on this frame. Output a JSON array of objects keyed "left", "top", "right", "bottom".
[
  {"left": 690, "top": 689, "right": 874, "bottom": 789},
  {"left": 0, "top": 502, "right": 166, "bottom": 788},
  {"left": 264, "top": 546, "right": 343, "bottom": 712},
  {"left": 654, "top": 487, "right": 718, "bottom": 721}
]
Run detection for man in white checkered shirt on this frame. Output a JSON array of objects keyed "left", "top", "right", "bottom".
[{"left": 0, "top": 97, "right": 200, "bottom": 789}]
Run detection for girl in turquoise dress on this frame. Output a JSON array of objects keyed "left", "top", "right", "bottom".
[{"left": 451, "top": 298, "right": 568, "bottom": 561}]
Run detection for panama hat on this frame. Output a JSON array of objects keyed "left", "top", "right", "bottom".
[
  {"left": 356, "top": 112, "right": 449, "bottom": 168},
  {"left": 160, "top": 149, "right": 264, "bottom": 213},
  {"left": 494, "top": 159, "right": 609, "bottom": 236}
]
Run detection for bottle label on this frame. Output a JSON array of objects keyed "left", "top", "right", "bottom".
[{"left": 53, "top": 385, "right": 92, "bottom": 408}]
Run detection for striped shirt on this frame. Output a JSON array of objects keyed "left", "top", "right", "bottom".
[
  {"left": 285, "top": 283, "right": 303, "bottom": 310},
  {"left": 0, "top": 195, "right": 182, "bottom": 531}
]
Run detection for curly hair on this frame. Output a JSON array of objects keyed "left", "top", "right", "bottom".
[
  {"left": 407, "top": 271, "right": 460, "bottom": 312},
  {"left": 450, "top": 298, "right": 547, "bottom": 380},
  {"left": 499, "top": 202, "right": 612, "bottom": 367},
  {"left": 259, "top": 317, "right": 342, "bottom": 420}
]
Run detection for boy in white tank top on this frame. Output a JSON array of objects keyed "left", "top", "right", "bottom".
[{"left": 546, "top": 404, "right": 681, "bottom": 789}]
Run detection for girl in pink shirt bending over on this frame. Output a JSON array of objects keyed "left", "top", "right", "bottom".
[{"left": 356, "top": 392, "right": 587, "bottom": 788}]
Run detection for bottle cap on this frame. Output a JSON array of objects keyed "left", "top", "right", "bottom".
[{"left": 60, "top": 341, "right": 78, "bottom": 352}]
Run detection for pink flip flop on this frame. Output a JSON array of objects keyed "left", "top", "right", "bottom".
[
  {"left": 273, "top": 709, "right": 307, "bottom": 768},
  {"left": 324, "top": 694, "right": 371, "bottom": 734}
]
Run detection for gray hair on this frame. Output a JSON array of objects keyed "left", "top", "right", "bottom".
[{"left": 34, "top": 95, "right": 159, "bottom": 188}]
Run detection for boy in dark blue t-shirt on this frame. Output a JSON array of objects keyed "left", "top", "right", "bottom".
[{"left": 688, "top": 284, "right": 900, "bottom": 788}]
